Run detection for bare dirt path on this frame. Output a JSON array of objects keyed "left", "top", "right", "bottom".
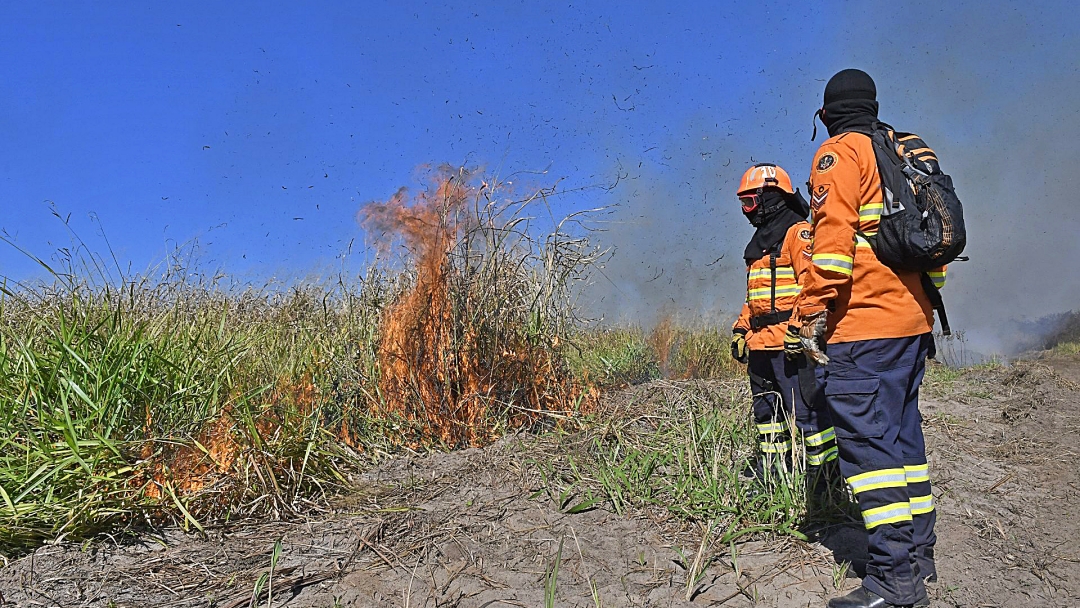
[
  {"left": 914, "top": 355, "right": 1080, "bottom": 607},
  {"left": 3, "top": 356, "right": 1079, "bottom": 607}
]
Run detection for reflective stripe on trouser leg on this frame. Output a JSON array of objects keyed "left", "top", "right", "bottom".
[
  {"left": 803, "top": 427, "right": 838, "bottom": 465},
  {"left": 757, "top": 420, "right": 791, "bottom": 453},
  {"left": 844, "top": 468, "right": 912, "bottom": 528},
  {"left": 824, "top": 335, "right": 931, "bottom": 606},
  {"left": 905, "top": 464, "right": 934, "bottom": 515}
]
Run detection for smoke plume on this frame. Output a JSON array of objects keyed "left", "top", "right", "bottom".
[{"left": 585, "top": 1, "right": 1080, "bottom": 358}]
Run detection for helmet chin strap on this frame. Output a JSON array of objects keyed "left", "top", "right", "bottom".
[{"left": 811, "top": 108, "right": 823, "bottom": 141}]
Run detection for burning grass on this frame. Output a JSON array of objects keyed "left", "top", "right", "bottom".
[
  {"left": 0, "top": 165, "right": 606, "bottom": 554},
  {"left": 0, "top": 266, "right": 389, "bottom": 552},
  {"left": 359, "top": 166, "right": 603, "bottom": 447},
  {"left": 0, "top": 165, "right": 780, "bottom": 559}
]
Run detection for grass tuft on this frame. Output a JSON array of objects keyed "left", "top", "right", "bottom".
[{"left": 539, "top": 379, "right": 818, "bottom": 545}]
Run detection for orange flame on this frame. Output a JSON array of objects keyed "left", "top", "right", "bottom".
[
  {"left": 139, "top": 377, "right": 317, "bottom": 503},
  {"left": 649, "top": 315, "right": 676, "bottom": 379},
  {"left": 360, "top": 167, "right": 593, "bottom": 447}
]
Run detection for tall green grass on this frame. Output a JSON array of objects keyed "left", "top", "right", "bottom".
[
  {"left": 567, "top": 323, "right": 740, "bottom": 387},
  {"left": 0, "top": 246, "right": 397, "bottom": 553},
  {"left": 566, "top": 327, "right": 661, "bottom": 386}
]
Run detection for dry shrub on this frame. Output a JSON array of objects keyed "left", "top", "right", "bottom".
[{"left": 360, "top": 166, "right": 604, "bottom": 448}]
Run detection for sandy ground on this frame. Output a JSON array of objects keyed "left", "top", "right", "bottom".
[{"left": 2, "top": 354, "right": 1079, "bottom": 608}]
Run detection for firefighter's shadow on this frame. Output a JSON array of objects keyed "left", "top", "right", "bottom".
[{"left": 817, "top": 524, "right": 871, "bottom": 578}]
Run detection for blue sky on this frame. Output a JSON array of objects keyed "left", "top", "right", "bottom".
[
  {"left": 0, "top": 2, "right": 822, "bottom": 275},
  {"left": 2, "top": 1, "right": 1078, "bottom": 352}
]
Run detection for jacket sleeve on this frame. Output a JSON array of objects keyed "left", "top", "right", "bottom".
[
  {"left": 927, "top": 265, "right": 947, "bottom": 290},
  {"left": 793, "top": 140, "right": 861, "bottom": 321},
  {"left": 733, "top": 286, "right": 752, "bottom": 334}
]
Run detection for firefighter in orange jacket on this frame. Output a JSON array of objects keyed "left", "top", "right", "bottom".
[
  {"left": 794, "top": 69, "right": 945, "bottom": 608},
  {"left": 731, "top": 163, "right": 838, "bottom": 488}
]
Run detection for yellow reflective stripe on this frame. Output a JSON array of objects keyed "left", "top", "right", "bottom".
[
  {"left": 898, "top": 134, "right": 921, "bottom": 142},
  {"left": 927, "top": 270, "right": 946, "bottom": 289},
  {"left": 847, "top": 468, "right": 907, "bottom": 494},
  {"left": 760, "top": 440, "right": 792, "bottom": 453},
  {"left": 904, "top": 464, "right": 930, "bottom": 483},
  {"left": 748, "top": 284, "right": 800, "bottom": 295},
  {"left": 748, "top": 267, "right": 795, "bottom": 280},
  {"left": 807, "top": 446, "right": 838, "bottom": 465},
  {"left": 812, "top": 253, "right": 854, "bottom": 275},
  {"left": 910, "top": 494, "right": 934, "bottom": 515},
  {"left": 907, "top": 147, "right": 934, "bottom": 155},
  {"left": 812, "top": 253, "right": 854, "bottom": 264},
  {"left": 855, "top": 230, "right": 880, "bottom": 249},
  {"left": 859, "top": 202, "right": 884, "bottom": 220},
  {"left": 748, "top": 286, "right": 801, "bottom": 299},
  {"left": 804, "top": 427, "right": 835, "bottom": 447},
  {"left": 757, "top": 421, "right": 788, "bottom": 434},
  {"left": 863, "top": 502, "right": 912, "bottom": 529},
  {"left": 748, "top": 296, "right": 799, "bottom": 302}
]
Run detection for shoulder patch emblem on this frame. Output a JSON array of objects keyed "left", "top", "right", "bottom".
[
  {"left": 810, "top": 184, "right": 829, "bottom": 210},
  {"left": 799, "top": 229, "right": 812, "bottom": 241},
  {"left": 816, "top": 152, "right": 837, "bottom": 173}
]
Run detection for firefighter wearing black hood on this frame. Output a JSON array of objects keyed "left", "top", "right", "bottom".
[
  {"left": 731, "top": 163, "right": 838, "bottom": 491},
  {"left": 795, "top": 69, "right": 940, "bottom": 608}
]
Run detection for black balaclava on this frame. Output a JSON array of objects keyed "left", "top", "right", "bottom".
[
  {"left": 816, "top": 68, "right": 879, "bottom": 138},
  {"left": 743, "top": 189, "right": 810, "bottom": 264}
]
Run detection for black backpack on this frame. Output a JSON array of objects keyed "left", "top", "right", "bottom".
[{"left": 858, "top": 122, "right": 967, "bottom": 335}]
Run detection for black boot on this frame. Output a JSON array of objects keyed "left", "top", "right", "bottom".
[
  {"left": 741, "top": 457, "right": 767, "bottom": 481},
  {"left": 740, "top": 455, "right": 792, "bottom": 485},
  {"left": 827, "top": 586, "right": 929, "bottom": 608}
]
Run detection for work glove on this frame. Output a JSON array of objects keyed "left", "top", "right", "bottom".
[
  {"left": 730, "top": 329, "right": 749, "bottom": 364},
  {"left": 783, "top": 324, "right": 803, "bottom": 359},
  {"left": 799, "top": 310, "right": 830, "bottom": 366}
]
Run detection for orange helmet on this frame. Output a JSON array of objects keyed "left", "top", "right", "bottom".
[{"left": 736, "top": 163, "right": 794, "bottom": 196}]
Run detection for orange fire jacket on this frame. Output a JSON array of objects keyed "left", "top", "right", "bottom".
[
  {"left": 733, "top": 222, "right": 813, "bottom": 350},
  {"left": 792, "top": 131, "right": 946, "bottom": 343}
]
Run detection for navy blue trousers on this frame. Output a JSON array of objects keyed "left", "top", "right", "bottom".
[
  {"left": 823, "top": 334, "right": 937, "bottom": 605},
  {"left": 748, "top": 350, "right": 837, "bottom": 468}
]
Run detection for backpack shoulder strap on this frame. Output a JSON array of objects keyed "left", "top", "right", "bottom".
[
  {"left": 920, "top": 273, "right": 952, "bottom": 336},
  {"left": 863, "top": 121, "right": 910, "bottom": 214}
]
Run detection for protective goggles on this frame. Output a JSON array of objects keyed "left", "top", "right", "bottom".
[{"left": 739, "top": 193, "right": 761, "bottom": 214}]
